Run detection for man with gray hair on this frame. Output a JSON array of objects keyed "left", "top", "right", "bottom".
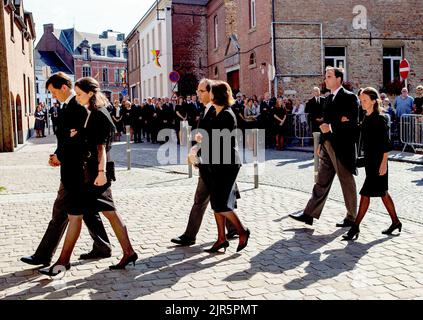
[{"left": 171, "top": 79, "right": 238, "bottom": 246}]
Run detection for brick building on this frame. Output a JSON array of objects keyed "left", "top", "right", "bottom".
[
  {"left": 126, "top": 0, "right": 208, "bottom": 100},
  {"left": 207, "top": 0, "right": 273, "bottom": 96},
  {"left": 127, "top": 0, "right": 422, "bottom": 101},
  {"left": 273, "top": 0, "right": 423, "bottom": 100},
  {"left": 36, "top": 25, "right": 128, "bottom": 103},
  {"left": 0, "top": 0, "right": 36, "bottom": 152}
]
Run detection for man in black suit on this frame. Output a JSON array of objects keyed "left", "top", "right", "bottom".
[
  {"left": 290, "top": 67, "right": 359, "bottom": 227},
  {"left": 171, "top": 78, "right": 237, "bottom": 246},
  {"left": 21, "top": 72, "right": 112, "bottom": 267},
  {"left": 305, "top": 87, "right": 325, "bottom": 133}
]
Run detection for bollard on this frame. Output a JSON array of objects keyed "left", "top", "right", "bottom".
[
  {"left": 187, "top": 125, "right": 193, "bottom": 178},
  {"left": 313, "top": 132, "right": 321, "bottom": 183},
  {"left": 253, "top": 128, "right": 259, "bottom": 189},
  {"left": 126, "top": 125, "right": 131, "bottom": 171}
]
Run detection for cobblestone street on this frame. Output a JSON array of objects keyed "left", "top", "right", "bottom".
[{"left": 1, "top": 135, "right": 423, "bottom": 300}]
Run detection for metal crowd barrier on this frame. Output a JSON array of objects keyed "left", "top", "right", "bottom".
[
  {"left": 400, "top": 114, "right": 423, "bottom": 153},
  {"left": 285, "top": 113, "right": 313, "bottom": 147}
]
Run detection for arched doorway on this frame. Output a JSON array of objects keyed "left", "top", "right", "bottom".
[
  {"left": 15, "top": 95, "right": 24, "bottom": 144},
  {"left": 10, "top": 93, "right": 17, "bottom": 147}
]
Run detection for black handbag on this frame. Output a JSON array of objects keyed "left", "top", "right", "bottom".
[
  {"left": 106, "top": 158, "right": 116, "bottom": 182},
  {"left": 356, "top": 132, "right": 365, "bottom": 168}
]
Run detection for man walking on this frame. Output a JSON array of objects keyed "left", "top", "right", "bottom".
[
  {"left": 290, "top": 67, "right": 359, "bottom": 227},
  {"left": 21, "top": 72, "right": 112, "bottom": 267},
  {"left": 171, "top": 78, "right": 238, "bottom": 246}
]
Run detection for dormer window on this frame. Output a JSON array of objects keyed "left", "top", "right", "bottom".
[{"left": 83, "top": 48, "right": 89, "bottom": 60}]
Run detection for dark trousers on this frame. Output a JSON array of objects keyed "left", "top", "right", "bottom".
[
  {"left": 34, "top": 183, "right": 112, "bottom": 261},
  {"left": 304, "top": 141, "right": 357, "bottom": 221},
  {"left": 134, "top": 124, "right": 143, "bottom": 143},
  {"left": 184, "top": 175, "right": 237, "bottom": 239}
]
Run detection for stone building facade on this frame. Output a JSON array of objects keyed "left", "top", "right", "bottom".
[{"left": 0, "top": 0, "right": 36, "bottom": 152}]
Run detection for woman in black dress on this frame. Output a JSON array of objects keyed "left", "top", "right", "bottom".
[
  {"left": 34, "top": 105, "right": 46, "bottom": 138},
  {"left": 272, "top": 97, "right": 287, "bottom": 150},
  {"left": 111, "top": 100, "right": 124, "bottom": 141},
  {"left": 40, "top": 77, "right": 137, "bottom": 276},
  {"left": 203, "top": 81, "right": 250, "bottom": 254},
  {"left": 175, "top": 96, "right": 187, "bottom": 145},
  {"left": 343, "top": 87, "right": 402, "bottom": 241}
]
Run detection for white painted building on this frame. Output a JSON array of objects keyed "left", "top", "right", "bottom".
[{"left": 126, "top": 0, "right": 174, "bottom": 100}]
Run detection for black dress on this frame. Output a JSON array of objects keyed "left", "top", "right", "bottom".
[
  {"left": 360, "top": 112, "right": 392, "bottom": 197},
  {"left": 203, "top": 108, "right": 241, "bottom": 212},
  {"left": 271, "top": 107, "right": 287, "bottom": 135},
  {"left": 80, "top": 107, "right": 117, "bottom": 213}
]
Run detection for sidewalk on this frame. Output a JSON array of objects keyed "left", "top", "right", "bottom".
[{"left": 1, "top": 135, "right": 423, "bottom": 300}]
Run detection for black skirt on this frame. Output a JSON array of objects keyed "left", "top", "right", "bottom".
[
  {"left": 360, "top": 164, "right": 389, "bottom": 197},
  {"left": 202, "top": 164, "right": 241, "bottom": 212}
]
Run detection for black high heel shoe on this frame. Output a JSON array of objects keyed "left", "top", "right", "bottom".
[
  {"left": 109, "top": 253, "right": 138, "bottom": 270},
  {"left": 39, "top": 262, "right": 71, "bottom": 277},
  {"left": 382, "top": 222, "right": 402, "bottom": 235},
  {"left": 204, "top": 241, "right": 230, "bottom": 253},
  {"left": 342, "top": 225, "right": 360, "bottom": 241},
  {"left": 237, "top": 229, "right": 251, "bottom": 253}
]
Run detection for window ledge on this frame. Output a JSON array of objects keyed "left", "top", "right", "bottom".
[
  {"left": 10, "top": 36, "right": 15, "bottom": 43},
  {"left": 248, "top": 63, "right": 257, "bottom": 69},
  {"left": 213, "top": 47, "right": 219, "bottom": 52},
  {"left": 248, "top": 27, "right": 257, "bottom": 34}
]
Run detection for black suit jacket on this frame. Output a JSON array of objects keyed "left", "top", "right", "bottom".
[
  {"left": 54, "top": 96, "right": 88, "bottom": 189},
  {"left": 305, "top": 96, "right": 325, "bottom": 132},
  {"left": 321, "top": 87, "right": 359, "bottom": 175}
]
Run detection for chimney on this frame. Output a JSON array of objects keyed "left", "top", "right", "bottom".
[{"left": 43, "top": 23, "right": 54, "bottom": 34}]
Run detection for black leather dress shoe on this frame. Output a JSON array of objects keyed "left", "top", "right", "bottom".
[
  {"left": 336, "top": 219, "right": 355, "bottom": 228},
  {"left": 20, "top": 255, "right": 50, "bottom": 266},
  {"left": 289, "top": 212, "right": 314, "bottom": 226},
  {"left": 79, "top": 251, "right": 112, "bottom": 260},
  {"left": 226, "top": 230, "right": 239, "bottom": 240},
  {"left": 171, "top": 235, "right": 196, "bottom": 246}
]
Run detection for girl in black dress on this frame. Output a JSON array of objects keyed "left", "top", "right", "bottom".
[
  {"left": 41, "top": 77, "right": 137, "bottom": 276},
  {"left": 343, "top": 87, "right": 402, "bottom": 241},
  {"left": 111, "top": 100, "right": 124, "bottom": 141},
  {"left": 203, "top": 81, "right": 250, "bottom": 254}
]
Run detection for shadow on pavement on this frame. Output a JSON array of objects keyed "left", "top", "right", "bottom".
[{"left": 224, "top": 227, "right": 391, "bottom": 291}]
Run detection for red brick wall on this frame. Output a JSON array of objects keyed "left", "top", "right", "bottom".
[
  {"left": 75, "top": 59, "right": 127, "bottom": 102},
  {"left": 207, "top": 0, "right": 273, "bottom": 97},
  {"left": 172, "top": 3, "right": 208, "bottom": 95},
  {"left": 274, "top": 0, "right": 423, "bottom": 99}
]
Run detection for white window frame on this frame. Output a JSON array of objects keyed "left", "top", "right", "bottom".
[
  {"left": 325, "top": 47, "right": 347, "bottom": 80},
  {"left": 82, "top": 65, "right": 91, "bottom": 77},
  {"left": 214, "top": 16, "right": 219, "bottom": 49},
  {"left": 250, "top": 0, "right": 256, "bottom": 29},
  {"left": 102, "top": 67, "right": 109, "bottom": 83},
  {"left": 383, "top": 47, "right": 403, "bottom": 83}
]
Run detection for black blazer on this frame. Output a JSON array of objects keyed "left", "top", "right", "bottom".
[
  {"left": 321, "top": 87, "right": 359, "bottom": 175},
  {"left": 305, "top": 96, "right": 325, "bottom": 132},
  {"left": 54, "top": 96, "right": 88, "bottom": 189}
]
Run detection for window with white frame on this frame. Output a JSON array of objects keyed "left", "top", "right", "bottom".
[
  {"left": 158, "top": 23, "right": 162, "bottom": 51},
  {"left": 383, "top": 47, "right": 402, "bottom": 85},
  {"left": 214, "top": 16, "right": 219, "bottom": 49},
  {"left": 102, "top": 67, "right": 109, "bottom": 83},
  {"left": 83, "top": 48, "right": 89, "bottom": 60},
  {"left": 325, "top": 47, "right": 347, "bottom": 79},
  {"left": 249, "top": 0, "right": 256, "bottom": 29},
  {"left": 249, "top": 52, "right": 257, "bottom": 66},
  {"left": 82, "top": 65, "right": 91, "bottom": 77},
  {"left": 114, "top": 68, "right": 120, "bottom": 83}
]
